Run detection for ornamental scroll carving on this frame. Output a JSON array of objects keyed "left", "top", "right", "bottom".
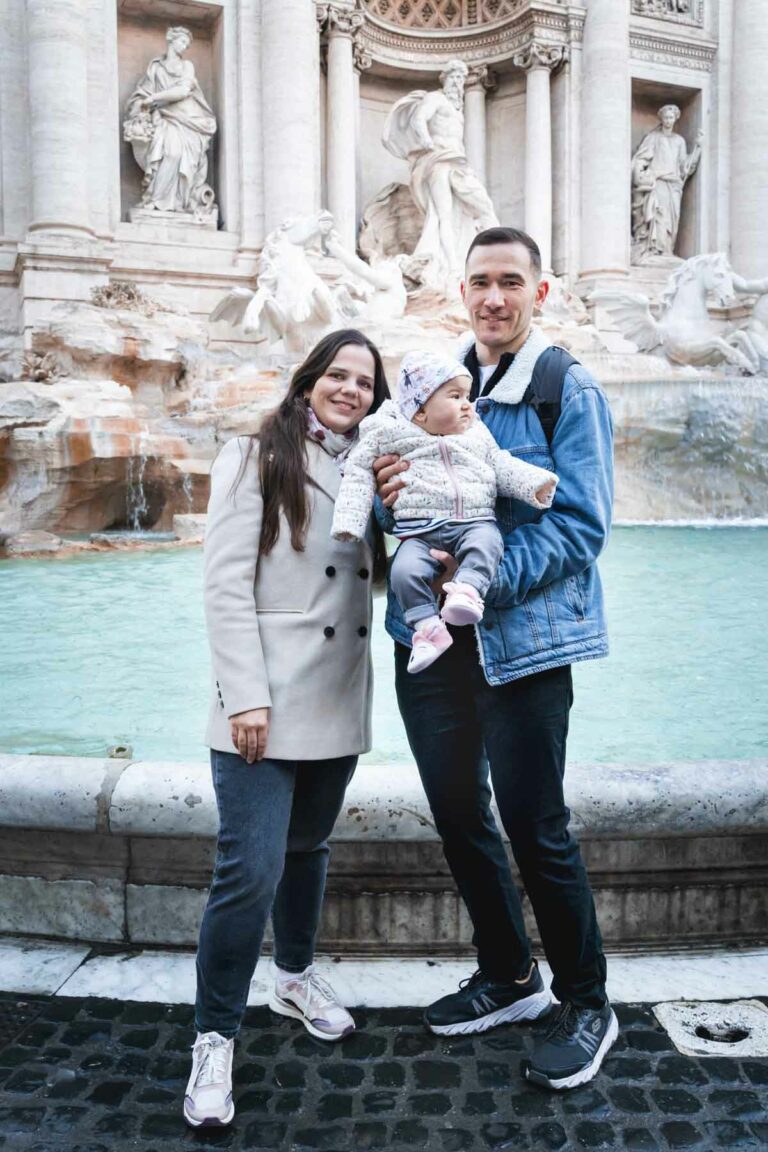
[
  {"left": 364, "top": 0, "right": 525, "bottom": 29},
  {"left": 631, "top": 0, "right": 704, "bottom": 26}
]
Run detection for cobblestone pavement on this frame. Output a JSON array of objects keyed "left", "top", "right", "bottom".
[{"left": 0, "top": 995, "right": 766, "bottom": 1151}]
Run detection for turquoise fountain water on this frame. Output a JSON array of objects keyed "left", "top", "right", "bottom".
[{"left": 1, "top": 526, "right": 766, "bottom": 765}]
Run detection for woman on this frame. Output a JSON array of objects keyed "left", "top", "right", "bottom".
[{"left": 184, "top": 330, "right": 389, "bottom": 1129}]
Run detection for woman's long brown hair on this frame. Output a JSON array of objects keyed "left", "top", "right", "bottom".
[{"left": 238, "top": 329, "right": 390, "bottom": 581}]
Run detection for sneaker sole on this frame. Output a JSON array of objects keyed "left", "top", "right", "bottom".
[
  {"left": 268, "top": 992, "right": 354, "bottom": 1042},
  {"left": 425, "top": 988, "right": 554, "bottom": 1036},
  {"left": 183, "top": 1099, "right": 235, "bottom": 1128},
  {"left": 521, "top": 1008, "right": 619, "bottom": 1091}
]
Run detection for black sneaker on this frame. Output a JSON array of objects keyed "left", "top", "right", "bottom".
[
  {"left": 424, "top": 962, "right": 553, "bottom": 1036},
  {"left": 521, "top": 1001, "right": 618, "bottom": 1090}
]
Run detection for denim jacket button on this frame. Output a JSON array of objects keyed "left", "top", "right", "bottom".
[{"left": 483, "top": 619, "right": 495, "bottom": 630}]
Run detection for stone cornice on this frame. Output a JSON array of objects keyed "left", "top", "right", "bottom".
[{"left": 630, "top": 29, "right": 718, "bottom": 72}]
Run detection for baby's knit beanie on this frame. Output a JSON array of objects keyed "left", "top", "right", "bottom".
[{"left": 397, "top": 350, "right": 472, "bottom": 421}]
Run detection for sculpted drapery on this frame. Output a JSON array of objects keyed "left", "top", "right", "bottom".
[
  {"left": 124, "top": 26, "right": 217, "bottom": 220},
  {"left": 631, "top": 104, "right": 702, "bottom": 262}
]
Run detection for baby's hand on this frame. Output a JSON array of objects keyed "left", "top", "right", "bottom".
[{"left": 535, "top": 478, "right": 557, "bottom": 508}]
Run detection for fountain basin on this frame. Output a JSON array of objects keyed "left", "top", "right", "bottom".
[{"left": 0, "top": 752, "right": 765, "bottom": 952}]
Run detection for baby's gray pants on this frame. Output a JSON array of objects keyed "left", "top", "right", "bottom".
[{"left": 390, "top": 520, "right": 504, "bottom": 626}]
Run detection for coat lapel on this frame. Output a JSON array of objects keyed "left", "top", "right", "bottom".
[{"left": 306, "top": 439, "right": 342, "bottom": 502}]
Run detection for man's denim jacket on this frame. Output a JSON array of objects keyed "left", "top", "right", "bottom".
[{"left": 380, "top": 354, "right": 614, "bottom": 685}]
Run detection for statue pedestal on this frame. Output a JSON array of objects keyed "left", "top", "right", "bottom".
[{"left": 128, "top": 206, "right": 218, "bottom": 232}]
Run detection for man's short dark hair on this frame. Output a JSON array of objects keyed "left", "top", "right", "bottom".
[{"left": 466, "top": 227, "right": 542, "bottom": 278}]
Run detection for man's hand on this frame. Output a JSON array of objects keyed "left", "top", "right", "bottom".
[
  {"left": 429, "top": 549, "right": 458, "bottom": 597},
  {"left": 230, "top": 707, "right": 270, "bottom": 764},
  {"left": 373, "top": 453, "right": 409, "bottom": 508}
]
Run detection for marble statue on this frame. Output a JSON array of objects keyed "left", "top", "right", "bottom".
[
  {"left": 210, "top": 214, "right": 338, "bottom": 355},
  {"left": 323, "top": 230, "right": 408, "bottom": 324},
  {"left": 631, "top": 105, "right": 702, "bottom": 262},
  {"left": 210, "top": 213, "right": 409, "bottom": 354},
  {"left": 593, "top": 253, "right": 756, "bottom": 372},
  {"left": 379, "top": 59, "right": 498, "bottom": 295},
  {"left": 731, "top": 275, "right": 768, "bottom": 374},
  {"left": 124, "top": 26, "right": 217, "bottom": 224}
]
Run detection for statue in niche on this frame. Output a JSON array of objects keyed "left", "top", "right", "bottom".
[
  {"left": 123, "top": 26, "right": 217, "bottom": 225},
  {"left": 631, "top": 104, "right": 703, "bottom": 263},
  {"left": 365, "top": 59, "right": 498, "bottom": 297}
]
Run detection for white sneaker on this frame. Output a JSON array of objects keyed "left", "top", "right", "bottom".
[
  {"left": 183, "top": 1031, "right": 235, "bottom": 1128},
  {"left": 269, "top": 964, "right": 355, "bottom": 1041}
]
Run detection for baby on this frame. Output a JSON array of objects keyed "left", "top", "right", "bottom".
[{"left": 332, "top": 350, "right": 558, "bottom": 673}]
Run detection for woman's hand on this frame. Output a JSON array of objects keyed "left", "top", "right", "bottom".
[
  {"left": 373, "top": 453, "right": 409, "bottom": 507},
  {"left": 230, "top": 708, "right": 270, "bottom": 764}
]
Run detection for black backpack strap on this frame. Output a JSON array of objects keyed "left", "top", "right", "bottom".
[{"left": 522, "top": 345, "right": 578, "bottom": 446}]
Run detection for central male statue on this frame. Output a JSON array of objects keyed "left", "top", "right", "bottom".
[{"left": 383, "top": 59, "right": 498, "bottom": 293}]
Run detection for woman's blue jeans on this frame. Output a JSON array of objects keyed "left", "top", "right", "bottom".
[{"left": 195, "top": 749, "right": 356, "bottom": 1038}]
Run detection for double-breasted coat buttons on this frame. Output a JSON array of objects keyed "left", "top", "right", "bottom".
[
  {"left": 325, "top": 566, "right": 336, "bottom": 577},
  {"left": 358, "top": 626, "right": 368, "bottom": 637},
  {"left": 358, "top": 567, "right": 369, "bottom": 579},
  {"left": 324, "top": 626, "right": 335, "bottom": 638}
]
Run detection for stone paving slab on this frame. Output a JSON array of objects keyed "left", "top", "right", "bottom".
[{"left": 0, "top": 995, "right": 766, "bottom": 1151}]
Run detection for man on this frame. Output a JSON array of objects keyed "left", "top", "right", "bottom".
[
  {"left": 376, "top": 226, "right": 616, "bottom": 1091},
  {"left": 382, "top": 59, "right": 497, "bottom": 292},
  {"left": 631, "top": 104, "right": 703, "bottom": 262}
]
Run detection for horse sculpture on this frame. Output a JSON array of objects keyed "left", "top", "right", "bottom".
[{"left": 593, "top": 253, "right": 756, "bottom": 373}]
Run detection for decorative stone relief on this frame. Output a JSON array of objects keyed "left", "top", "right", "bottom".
[
  {"left": 364, "top": 0, "right": 524, "bottom": 27},
  {"left": 631, "top": 104, "right": 703, "bottom": 263},
  {"left": 317, "top": 1, "right": 366, "bottom": 35},
  {"left": 123, "top": 26, "right": 218, "bottom": 227},
  {"left": 512, "top": 41, "right": 569, "bottom": 72},
  {"left": 465, "top": 64, "right": 496, "bottom": 92},
  {"left": 632, "top": 0, "right": 704, "bottom": 27}
]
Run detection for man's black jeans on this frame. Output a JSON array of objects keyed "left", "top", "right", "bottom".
[{"left": 395, "top": 629, "right": 607, "bottom": 1010}]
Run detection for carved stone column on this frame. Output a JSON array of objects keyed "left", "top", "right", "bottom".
[
  {"left": 513, "top": 43, "right": 567, "bottom": 273},
  {"left": 731, "top": 0, "right": 768, "bottom": 277},
  {"left": 27, "top": 0, "right": 91, "bottom": 235},
  {"left": 353, "top": 41, "right": 373, "bottom": 241},
  {"left": 579, "top": 0, "right": 631, "bottom": 286},
  {"left": 262, "top": 0, "right": 321, "bottom": 232},
  {"left": 464, "top": 66, "right": 494, "bottom": 188},
  {"left": 320, "top": 3, "right": 364, "bottom": 250}
]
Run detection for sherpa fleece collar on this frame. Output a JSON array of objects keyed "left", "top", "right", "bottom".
[{"left": 456, "top": 327, "right": 551, "bottom": 405}]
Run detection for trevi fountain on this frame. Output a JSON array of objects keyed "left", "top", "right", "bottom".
[{"left": 0, "top": 0, "right": 766, "bottom": 955}]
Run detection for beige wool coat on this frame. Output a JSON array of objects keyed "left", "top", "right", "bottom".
[{"left": 204, "top": 436, "right": 375, "bottom": 760}]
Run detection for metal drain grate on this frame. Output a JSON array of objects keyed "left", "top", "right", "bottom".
[{"left": 0, "top": 997, "right": 47, "bottom": 1051}]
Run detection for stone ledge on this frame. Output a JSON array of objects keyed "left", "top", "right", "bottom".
[
  {"left": 1, "top": 754, "right": 766, "bottom": 841},
  {"left": 0, "top": 754, "right": 766, "bottom": 950}
]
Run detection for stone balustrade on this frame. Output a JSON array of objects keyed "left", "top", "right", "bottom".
[{"left": 0, "top": 753, "right": 766, "bottom": 952}]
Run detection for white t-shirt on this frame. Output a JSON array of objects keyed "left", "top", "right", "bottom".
[{"left": 478, "top": 363, "right": 497, "bottom": 394}]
